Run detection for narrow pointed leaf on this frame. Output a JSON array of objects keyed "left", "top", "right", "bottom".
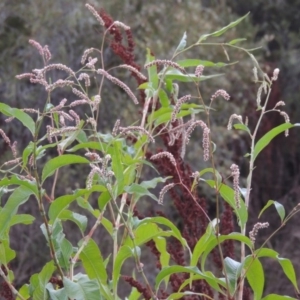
[
  {"left": 79, "top": 238, "right": 107, "bottom": 284},
  {"left": 253, "top": 123, "right": 294, "bottom": 161},
  {"left": 0, "top": 186, "right": 34, "bottom": 239},
  {"left": 32, "top": 261, "right": 56, "bottom": 300},
  {"left": 42, "top": 154, "right": 89, "bottom": 182},
  {"left": 176, "top": 59, "right": 231, "bottom": 68},
  {"left": 244, "top": 257, "right": 264, "bottom": 300},
  {"left": 164, "top": 69, "right": 224, "bottom": 82},
  {"left": 0, "top": 240, "right": 16, "bottom": 265},
  {"left": 9, "top": 214, "right": 35, "bottom": 226},
  {"left": 63, "top": 275, "right": 102, "bottom": 300},
  {"left": 175, "top": 31, "right": 187, "bottom": 53},
  {"left": 224, "top": 257, "right": 241, "bottom": 295},
  {"left": 0, "top": 103, "right": 35, "bottom": 136},
  {"left": 262, "top": 295, "right": 296, "bottom": 300},
  {"left": 197, "top": 13, "right": 250, "bottom": 42},
  {"left": 228, "top": 38, "right": 247, "bottom": 45},
  {"left": 258, "top": 200, "right": 285, "bottom": 222}
]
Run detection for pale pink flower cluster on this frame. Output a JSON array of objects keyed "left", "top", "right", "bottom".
[
  {"left": 46, "top": 80, "right": 74, "bottom": 92},
  {"left": 33, "top": 64, "right": 75, "bottom": 78},
  {"left": 252, "top": 67, "right": 258, "bottom": 82},
  {"left": 97, "top": 69, "right": 138, "bottom": 104},
  {"left": 69, "top": 110, "right": 80, "bottom": 125},
  {"left": 274, "top": 101, "right": 285, "bottom": 109},
  {"left": 211, "top": 89, "right": 230, "bottom": 101},
  {"left": 119, "top": 65, "right": 147, "bottom": 81},
  {"left": 0, "top": 130, "right": 19, "bottom": 162},
  {"left": 85, "top": 4, "right": 105, "bottom": 26},
  {"left": 144, "top": 59, "right": 185, "bottom": 73},
  {"left": 112, "top": 119, "right": 120, "bottom": 136},
  {"left": 46, "top": 126, "right": 78, "bottom": 142},
  {"left": 86, "top": 57, "right": 98, "bottom": 70},
  {"left": 78, "top": 73, "right": 91, "bottom": 87},
  {"left": 185, "top": 120, "right": 210, "bottom": 161},
  {"left": 230, "top": 164, "right": 240, "bottom": 209},
  {"left": 112, "top": 21, "right": 130, "bottom": 31},
  {"left": 158, "top": 183, "right": 175, "bottom": 205},
  {"left": 119, "top": 126, "right": 154, "bottom": 143},
  {"left": 72, "top": 88, "right": 89, "bottom": 101},
  {"left": 227, "top": 114, "right": 243, "bottom": 130},
  {"left": 195, "top": 65, "right": 204, "bottom": 77},
  {"left": 81, "top": 48, "right": 95, "bottom": 65},
  {"left": 271, "top": 68, "right": 280, "bottom": 81},
  {"left": 86, "top": 154, "right": 114, "bottom": 190},
  {"left": 150, "top": 151, "right": 176, "bottom": 166},
  {"left": 280, "top": 111, "right": 290, "bottom": 136},
  {"left": 86, "top": 117, "right": 97, "bottom": 130},
  {"left": 249, "top": 222, "right": 269, "bottom": 244},
  {"left": 171, "top": 94, "right": 191, "bottom": 122},
  {"left": 29, "top": 39, "right": 51, "bottom": 62}
]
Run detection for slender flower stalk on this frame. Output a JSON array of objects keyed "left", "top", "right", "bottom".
[{"left": 144, "top": 59, "right": 185, "bottom": 73}]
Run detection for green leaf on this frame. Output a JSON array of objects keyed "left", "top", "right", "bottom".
[
  {"left": 132, "top": 217, "right": 189, "bottom": 251},
  {"left": 17, "top": 284, "right": 30, "bottom": 300},
  {"left": 56, "top": 238, "right": 73, "bottom": 270},
  {"left": 0, "top": 102, "right": 35, "bottom": 136},
  {"left": 253, "top": 123, "right": 295, "bottom": 161},
  {"left": 201, "top": 233, "right": 252, "bottom": 270},
  {"left": 46, "top": 283, "right": 68, "bottom": 300},
  {"left": 42, "top": 154, "right": 89, "bottom": 183},
  {"left": 277, "top": 258, "right": 299, "bottom": 292},
  {"left": 197, "top": 13, "right": 250, "bottom": 42},
  {"left": 0, "top": 239, "right": 16, "bottom": 265},
  {"left": 49, "top": 194, "right": 79, "bottom": 223},
  {"left": 9, "top": 214, "right": 35, "bottom": 226},
  {"left": 58, "top": 121, "right": 84, "bottom": 151},
  {"left": 0, "top": 186, "right": 34, "bottom": 239},
  {"left": 59, "top": 210, "right": 87, "bottom": 233},
  {"left": 175, "top": 31, "right": 187, "bottom": 53},
  {"left": 113, "top": 246, "right": 139, "bottom": 291},
  {"left": 178, "top": 272, "right": 226, "bottom": 293},
  {"left": 63, "top": 275, "right": 103, "bottom": 300},
  {"left": 146, "top": 48, "right": 158, "bottom": 89},
  {"left": 191, "top": 219, "right": 218, "bottom": 267},
  {"left": 66, "top": 142, "right": 102, "bottom": 153},
  {"left": 42, "top": 221, "right": 72, "bottom": 270},
  {"left": 124, "top": 222, "right": 171, "bottom": 248},
  {"left": 258, "top": 200, "right": 285, "bottom": 222},
  {"left": 167, "top": 291, "right": 213, "bottom": 299},
  {"left": 224, "top": 257, "right": 241, "bottom": 295},
  {"left": 244, "top": 256, "right": 264, "bottom": 300},
  {"left": 205, "top": 180, "right": 248, "bottom": 228},
  {"left": 125, "top": 183, "right": 158, "bottom": 202},
  {"left": 262, "top": 295, "right": 297, "bottom": 300},
  {"left": 32, "top": 261, "right": 56, "bottom": 300},
  {"left": 0, "top": 175, "right": 38, "bottom": 196},
  {"left": 158, "top": 88, "right": 170, "bottom": 107},
  {"left": 228, "top": 38, "right": 247, "bottom": 45},
  {"left": 164, "top": 69, "right": 224, "bottom": 82},
  {"left": 22, "top": 142, "right": 34, "bottom": 169},
  {"left": 111, "top": 141, "right": 124, "bottom": 194},
  {"left": 233, "top": 123, "right": 251, "bottom": 134},
  {"left": 153, "top": 237, "right": 170, "bottom": 269},
  {"left": 79, "top": 238, "right": 107, "bottom": 285},
  {"left": 255, "top": 248, "right": 299, "bottom": 292},
  {"left": 140, "top": 177, "right": 170, "bottom": 189},
  {"left": 176, "top": 59, "right": 231, "bottom": 68},
  {"left": 155, "top": 266, "right": 203, "bottom": 290},
  {"left": 198, "top": 168, "right": 223, "bottom": 189}
]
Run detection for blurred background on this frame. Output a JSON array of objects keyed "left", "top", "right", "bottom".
[{"left": 0, "top": 0, "right": 300, "bottom": 297}]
